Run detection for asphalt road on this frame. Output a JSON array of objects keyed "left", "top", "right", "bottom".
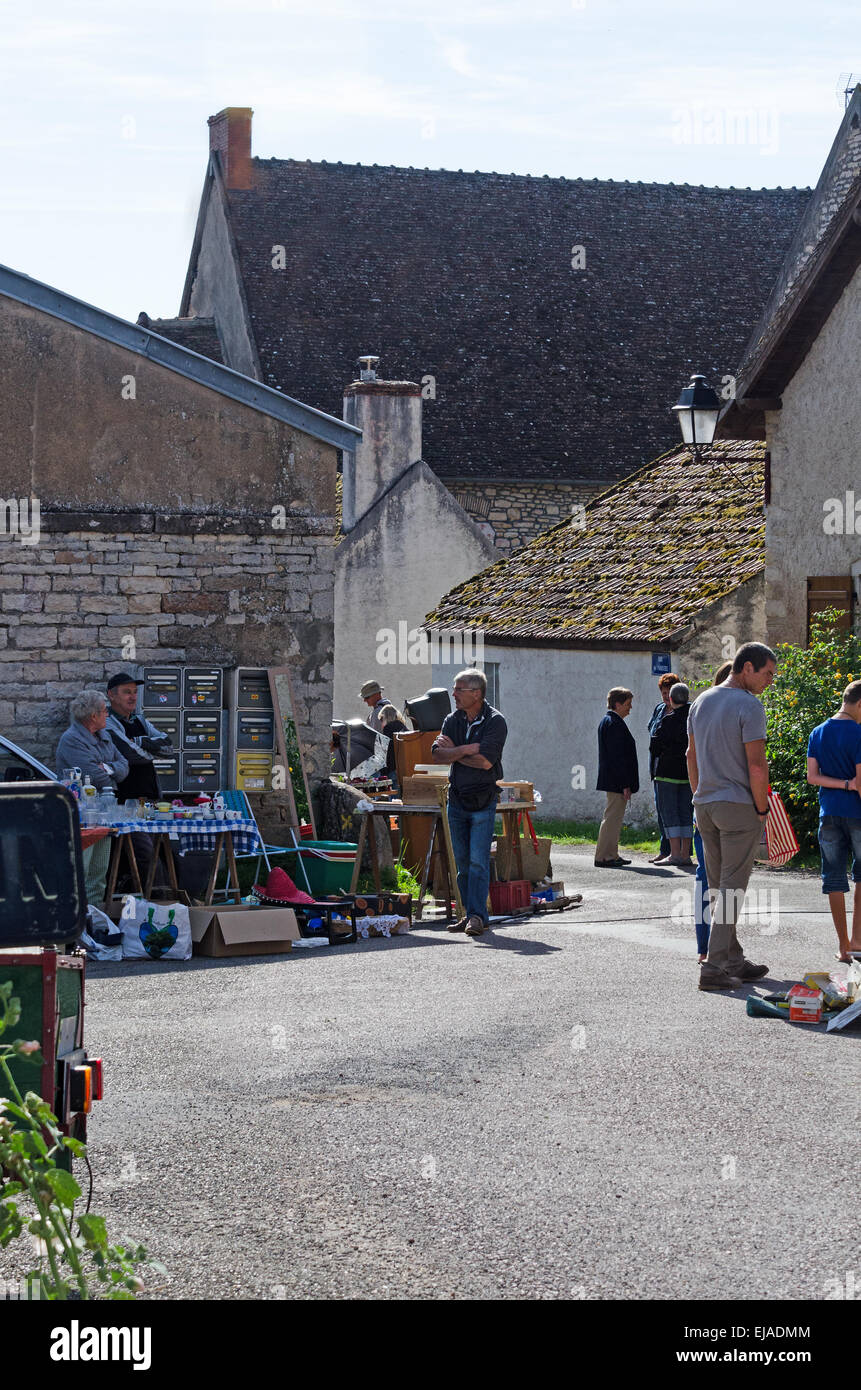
[{"left": 73, "top": 850, "right": 857, "bottom": 1301}]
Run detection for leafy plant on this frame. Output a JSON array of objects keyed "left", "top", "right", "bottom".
[
  {"left": 762, "top": 610, "right": 861, "bottom": 855},
  {"left": 284, "top": 716, "right": 310, "bottom": 823},
  {"left": 0, "top": 982, "right": 159, "bottom": 1300}
]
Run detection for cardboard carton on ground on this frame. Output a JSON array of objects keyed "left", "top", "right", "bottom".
[
  {"left": 188, "top": 904, "right": 300, "bottom": 958},
  {"left": 788, "top": 984, "right": 823, "bottom": 1023}
]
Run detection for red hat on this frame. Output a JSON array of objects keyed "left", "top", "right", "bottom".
[{"left": 253, "top": 866, "right": 315, "bottom": 905}]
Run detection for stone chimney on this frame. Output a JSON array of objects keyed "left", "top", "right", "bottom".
[
  {"left": 208, "top": 108, "right": 254, "bottom": 190},
  {"left": 342, "top": 357, "right": 422, "bottom": 530}
]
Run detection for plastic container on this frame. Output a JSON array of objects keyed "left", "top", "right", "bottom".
[
  {"left": 284, "top": 840, "right": 358, "bottom": 895},
  {"left": 489, "top": 880, "right": 532, "bottom": 914}
]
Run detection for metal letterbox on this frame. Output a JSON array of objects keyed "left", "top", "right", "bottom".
[
  {"left": 235, "top": 670, "right": 273, "bottom": 710},
  {"left": 182, "top": 752, "right": 222, "bottom": 792},
  {"left": 182, "top": 712, "right": 221, "bottom": 750},
  {"left": 146, "top": 712, "right": 179, "bottom": 744},
  {"left": 183, "top": 667, "right": 223, "bottom": 709},
  {"left": 152, "top": 755, "right": 181, "bottom": 795},
  {"left": 234, "top": 752, "right": 274, "bottom": 791},
  {"left": 142, "top": 667, "right": 182, "bottom": 709},
  {"left": 235, "top": 712, "right": 275, "bottom": 749}
]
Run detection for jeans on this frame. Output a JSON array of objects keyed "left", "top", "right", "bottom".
[
  {"left": 655, "top": 780, "right": 693, "bottom": 839},
  {"left": 693, "top": 823, "right": 710, "bottom": 956},
  {"left": 818, "top": 815, "right": 861, "bottom": 893},
  {"left": 447, "top": 797, "right": 498, "bottom": 924}
]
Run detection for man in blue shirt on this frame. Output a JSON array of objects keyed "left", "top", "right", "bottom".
[{"left": 806, "top": 680, "right": 861, "bottom": 963}]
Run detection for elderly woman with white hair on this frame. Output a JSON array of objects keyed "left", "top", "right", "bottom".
[{"left": 55, "top": 689, "right": 130, "bottom": 791}]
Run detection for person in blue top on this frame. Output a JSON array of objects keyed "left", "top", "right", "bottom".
[{"left": 806, "top": 680, "right": 861, "bottom": 963}]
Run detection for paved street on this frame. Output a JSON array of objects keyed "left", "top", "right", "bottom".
[{"left": 82, "top": 851, "right": 857, "bottom": 1302}]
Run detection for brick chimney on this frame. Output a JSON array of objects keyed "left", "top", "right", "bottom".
[
  {"left": 208, "top": 108, "right": 254, "bottom": 190},
  {"left": 342, "top": 357, "right": 422, "bottom": 530}
]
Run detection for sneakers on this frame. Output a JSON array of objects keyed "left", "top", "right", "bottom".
[
  {"left": 465, "top": 915, "right": 488, "bottom": 936},
  {"left": 698, "top": 967, "right": 743, "bottom": 992},
  {"left": 736, "top": 961, "right": 769, "bottom": 980},
  {"left": 447, "top": 916, "right": 468, "bottom": 933},
  {"left": 594, "top": 857, "right": 631, "bottom": 868}
]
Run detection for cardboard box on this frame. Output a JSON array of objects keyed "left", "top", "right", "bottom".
[
  {"left": 188, "top": 904, "right": 300, "bottom": 958},
  {"left": 788, "top": 984, "right": 823, "bottom": 1023},
  {"left": 402, "top": 773, "right": 447, "bottom": 804}
]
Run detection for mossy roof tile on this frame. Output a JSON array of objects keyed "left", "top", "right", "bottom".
[{"left": 426, "top": 440, "right": 765, "bottom": 644}]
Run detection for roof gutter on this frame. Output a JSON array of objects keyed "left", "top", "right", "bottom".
[{"left": 0, "top": 262, "right": 362, "bottom": 454}]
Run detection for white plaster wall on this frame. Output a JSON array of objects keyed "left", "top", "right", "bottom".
[
  {"left": 335, "top": 463, "right": 498, "bottom": 720},
  {"left": 432, "top": 645, "right": 675, "bottom": 824},
  {"left": 766, "top": 261, "right": 861, "bottom": 646}
]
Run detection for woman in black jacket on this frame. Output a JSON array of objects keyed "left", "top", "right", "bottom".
[{"left": 649, "top": 683, "right": 693, "bottom": 866}]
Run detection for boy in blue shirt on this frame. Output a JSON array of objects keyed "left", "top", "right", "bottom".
[{"left": 806, "top": 680, "right": 861, "bottom": 962}]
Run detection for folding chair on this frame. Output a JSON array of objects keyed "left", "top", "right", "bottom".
[{"left": 213, "top": 790, "right": 314, "bottom": 897}]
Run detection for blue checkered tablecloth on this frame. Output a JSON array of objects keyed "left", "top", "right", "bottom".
[{"left": 103, "top": 817, "right": 262, "bottom": 855}]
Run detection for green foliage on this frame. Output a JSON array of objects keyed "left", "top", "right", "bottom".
[
  {"left": 284, "top": 717, "right": 310, "bottom": 823},
  {"left": 532, "top": 818, "right": 660, "bottom": 855},
  {"left": 763, "top": 611, "right": 861, "bottom": 855},
  {"left": 395, "top": 859, "right": 422, "bottom": 900},
  {"left": 0, "top": 984, "right": 159, "bottom": 1300}
]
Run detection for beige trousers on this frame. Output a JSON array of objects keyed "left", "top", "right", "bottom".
[
  {"left": 695, "top": 799, "right": 763, "bottom": 973},
  {"left": 596, "top": 792, "right": 627, "bottom": 861}
]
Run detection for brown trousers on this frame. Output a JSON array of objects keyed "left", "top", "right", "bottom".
[
  {"left": 596, "top": 792, "right": 628, "bottom": 861},
  {"left": 695, "top": 800, "right": 763, "bottom": 973}
]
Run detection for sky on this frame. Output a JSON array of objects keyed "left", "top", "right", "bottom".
[{"left": 1, "top": 0, "right": 858, "bottom": 322}]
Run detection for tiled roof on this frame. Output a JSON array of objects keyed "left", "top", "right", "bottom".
[
  {"left": 136, "top": 313, "right": 224, "bottom": 364},
  {"left": 737, "top": 85, "right": 861, "bottom": 397},
  {"left": 213, "top": 160, "right": 808, "bottom": 485},
  {"left": 426, "top": 440, "right": 765, "bottom": 644}
]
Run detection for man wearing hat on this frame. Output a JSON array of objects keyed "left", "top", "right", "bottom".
[
  {"left": 105, "top": 673, "right": 173, "bottom": 803},
  {"left": 105, "top": 673, "right": 180, "bottom": 894},
  {"left": 360, "top": 680, "right": 390, "bottom": 733}
]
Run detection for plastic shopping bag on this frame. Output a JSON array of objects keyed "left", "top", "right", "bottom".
[{"left": 121, "top": 898, "right": 192, "bottom": 961}]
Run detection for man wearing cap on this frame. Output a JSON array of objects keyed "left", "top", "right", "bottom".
[
  {"left": 105, "top": 673, "right": 173, "bottom": 803},
  {"left": 360, "top": 680, "right": 390, "bottom": 734},
  {"left": 105, "top": 673, "right": 179, "bottom": 894}
]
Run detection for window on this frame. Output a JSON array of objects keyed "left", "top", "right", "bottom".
[
  {"left": 482, "top": 662, "right": 500, "bottom": 709},
  {"left": 807, "top": 576, "right": 853, "bottom": 642}
]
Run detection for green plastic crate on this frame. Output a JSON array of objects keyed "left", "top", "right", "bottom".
[{"left": 285, "top": 841, "right": 357, "bottom": 895}]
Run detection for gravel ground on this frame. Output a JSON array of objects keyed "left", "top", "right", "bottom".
[{"left": 60, "top": 851, "right": 858, "bottom": 1301}]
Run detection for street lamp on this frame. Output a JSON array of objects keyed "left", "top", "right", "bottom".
[{"left": 672, "top": 373, "right": 721, "bottom": 464}]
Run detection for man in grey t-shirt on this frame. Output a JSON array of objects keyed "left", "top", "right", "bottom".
[{"left": 687, "top": 643, "right": 776, "bottom": 991}]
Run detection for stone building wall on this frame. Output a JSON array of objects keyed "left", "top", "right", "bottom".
[
  {"left": 0, "top": 520, "right": 335, "bottom": 810},
  {"left": 448, "top": 480, "right": 606, "bottom": 552},
  {"left": 764, "top": 262, "right": 861, "bottom": 647},
  {"left": 0, "top": 287, "right": 343, "bottom": 829}
]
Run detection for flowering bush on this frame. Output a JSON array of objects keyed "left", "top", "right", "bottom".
[{"left": 763, "top": 611, "right": 861, "bottom": 855}]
